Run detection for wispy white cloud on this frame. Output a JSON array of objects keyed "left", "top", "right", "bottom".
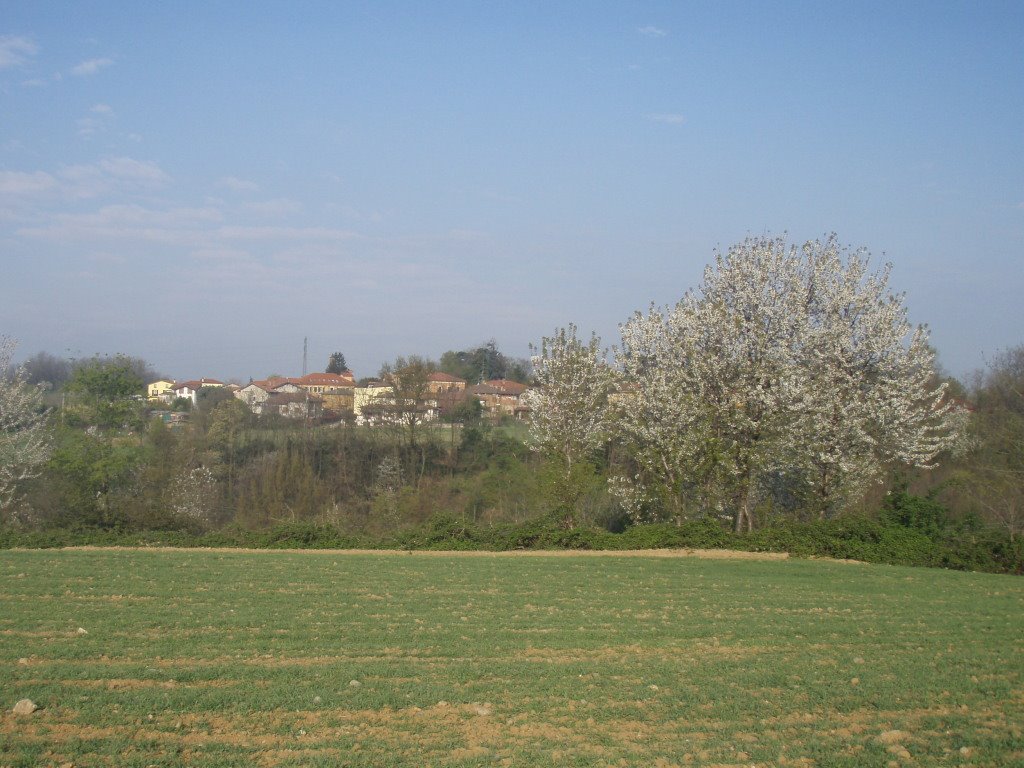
[
  {"left": 0, "top": 170, "right": 57, "bottom": 195},
  {"left": 647, "top": 113, "right": 686, "bottom": 125},
  {"left": 0, "top": 157, "right": 169, "bottom": 201},
  {"left": 191, "top": 247, "right": 252, "bottom": 262},
  {"left": 219, "top": 176, "right": 260, "bottom": 192},
  {"left": 71, "top": 57, "right": 113, "bottom": 76},
  {"left": 16, "top": 200, "right": 361, "bottom": 252},
  {"left": 216, "top": 225, "right": 359, "bottom": 242},
  {"left": 242, "top": 198, "right": 303, "bottom": 217},
  {"left": 77, "top": 103, "right": 115, "bottom": 136},
  {"left": 58, "top": 157, "right": 169, "bottom": 197},
  {"left": 0, "top": 35, "right": 37, "bottom": 69},
  {"left": 637, "top": 25, "right": 667, "bottom": 38},
  {"left": 93, "top": 157, "right": 167, "bottom": 183},
  {"left": 17, "top": 204, "right": 223, "bottom": 244},
  {"left": 324, "top": 202, "right": 385, "bottom": 224}
]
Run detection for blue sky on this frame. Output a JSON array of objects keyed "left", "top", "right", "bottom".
[{"left": 1, "top": 1, "right": 1021, "bottom": 381}]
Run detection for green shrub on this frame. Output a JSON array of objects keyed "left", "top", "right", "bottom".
[
  {"left": 3, "top": 493, "right": 1020, "bottom": 574},
  {"left": 259, "top": 522, "right": 361, "bottom": 549},
  {"left": 399, "top": 513, "right": 483, "bottom": 550},
  {"left": 879, "top": 491, "right": 950, "bottom": 536}
]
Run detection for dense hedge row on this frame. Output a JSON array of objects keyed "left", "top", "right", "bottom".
[{"left": 2, "top": 492, "right": 1020, "bottom": 574}]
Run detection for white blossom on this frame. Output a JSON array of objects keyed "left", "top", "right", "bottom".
[
  {"left": 612, "top": 235, "right": 959, "bottom": 528},
  {"left": 523, "top": 325, "right": 615, "bottom": 475},
  {"left": 0, "top": 336, "right": 52, "bottom": 512},
  {"left": 171, "top": 466, "right": 217, "bottom": 523}
]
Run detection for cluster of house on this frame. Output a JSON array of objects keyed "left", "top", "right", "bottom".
[{"left": 146, "top": 371, "right": 531, "bottom": 423}]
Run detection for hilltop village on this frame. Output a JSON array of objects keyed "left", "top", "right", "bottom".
[{"left": 145, "top": 371, "right": 531, "bottom": 424}]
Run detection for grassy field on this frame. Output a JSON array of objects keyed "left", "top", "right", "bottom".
[{"left": 1, "top": 549, "right": 1021, "bottom": 767}]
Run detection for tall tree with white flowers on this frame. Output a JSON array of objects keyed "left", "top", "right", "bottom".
[
  {"left": 789, "top": 238, "right": 955, "bottom": 517},
  {"left": 0, "top": 336, "right": 53, "bottom": 513},
  {"left": 524, "top": 324, "right": 615, "bottom": 477},
  {"left": 612, "top": 235, "right": 959, "bottom": 530}
]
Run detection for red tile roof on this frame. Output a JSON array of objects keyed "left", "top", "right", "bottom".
[
  {"left": 174, "top": 378, "right": 224, "bottom": 391},
  {"left": 427, "top": 372, "right": 466, "bottom": 383},
  {"left": 252, "top": 377, "right": 300, "bottom": 389},
  {"left": 299, "top": 372, "right": 355, "bottom": 387},
  {"left": 485, "top": 379, "right": 528, "bottom": 395}
]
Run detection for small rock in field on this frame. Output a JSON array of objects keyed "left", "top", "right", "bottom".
[
  {"left": 313, "top": 696, "right": 322, "bottom": 704},
  {"left": 959, "top": 746, "right": 972, "bottom": 756},
  {"left": 17, "top": 657, "right": 28, "bottom": 665},
  {"left": 850, "top": 677, "right": 860, "bottom": 686},
  {"left": 436, "top": 700, "right": 449, "bottom": 708},
  {"left": 878, "top": 730, "right": 906, "bottom": 744},
  {"left": 472, "top": 703, "right": 492, "bottom": 716},
  {"left": 348, "top": 680, "right": 361, "bottom": 688},
  {"left": 853, "top": 657, "right": 865, "bottom": 664},
  {"left": 12, "top": 698, "right": 39, "bottom": 715},
  {"left": 76, "top": 627, "right": 88, "bottom": 635}
]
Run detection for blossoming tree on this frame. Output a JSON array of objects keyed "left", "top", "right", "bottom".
[
  {"left": 524, "top": 324, "right": 615, "bottom": 478},
  {"left": 0, "top": 336, "right": 52, "bottom": 513},
  {"left": 613, "top": 235, "right": 958, "bottom": 530}
]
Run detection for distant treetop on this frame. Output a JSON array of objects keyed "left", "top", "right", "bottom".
[
  {"left": 326, "top": 352, "right": 348, "bottom": 375},
  {"left": 439, "top": 340, "right": 531, "bottom": 385}
]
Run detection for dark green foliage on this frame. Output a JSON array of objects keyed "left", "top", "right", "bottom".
[
  {"left": 43, "top": 427, "right": 144, "bottom": 527},
  {"left": 743, "top": 511, "right": 1023, "bottom": 573},
  {"left": 63, "top": 355, "right": 146, "bottom": 430},
  {"left": 326, "top": 351, "right": 348, "bottom": 374},
  {"left": 3, "top": 506, "right": 1021, "bottom": 572},
  {"left": 618, "top": 518, "right": 732, "bottom": 550},
  {"left": 439, "top": 340, "right": 531, "bottom": 384},
  {"left": 879, "top": 490, "right": 950, "bottom": 535},
  {"left": 258, "top": 521, "right": 362, "bottom": 549}
]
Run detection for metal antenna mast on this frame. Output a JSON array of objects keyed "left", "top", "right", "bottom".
[{"left": 302, "top": 336, "right": 308, "bottom": 376}]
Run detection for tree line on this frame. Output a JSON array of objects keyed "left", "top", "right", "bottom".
[{"left": 0, "top": 235, "right": 1021, "bottom": 566}]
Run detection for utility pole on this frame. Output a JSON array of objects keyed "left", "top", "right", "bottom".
[{"left": 302, "top": 337, "right": 311, "bottom": 427}]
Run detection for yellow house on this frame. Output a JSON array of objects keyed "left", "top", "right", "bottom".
[
  {"left": 147, "top": 379, "right": 177, "bottom": 403},
  {"left": 297, "top": 373, "right": 355, "bottom": 414}
]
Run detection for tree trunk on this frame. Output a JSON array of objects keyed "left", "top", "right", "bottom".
[{"left": 734, "top": 469, "right": 757, "bottom": 532}]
